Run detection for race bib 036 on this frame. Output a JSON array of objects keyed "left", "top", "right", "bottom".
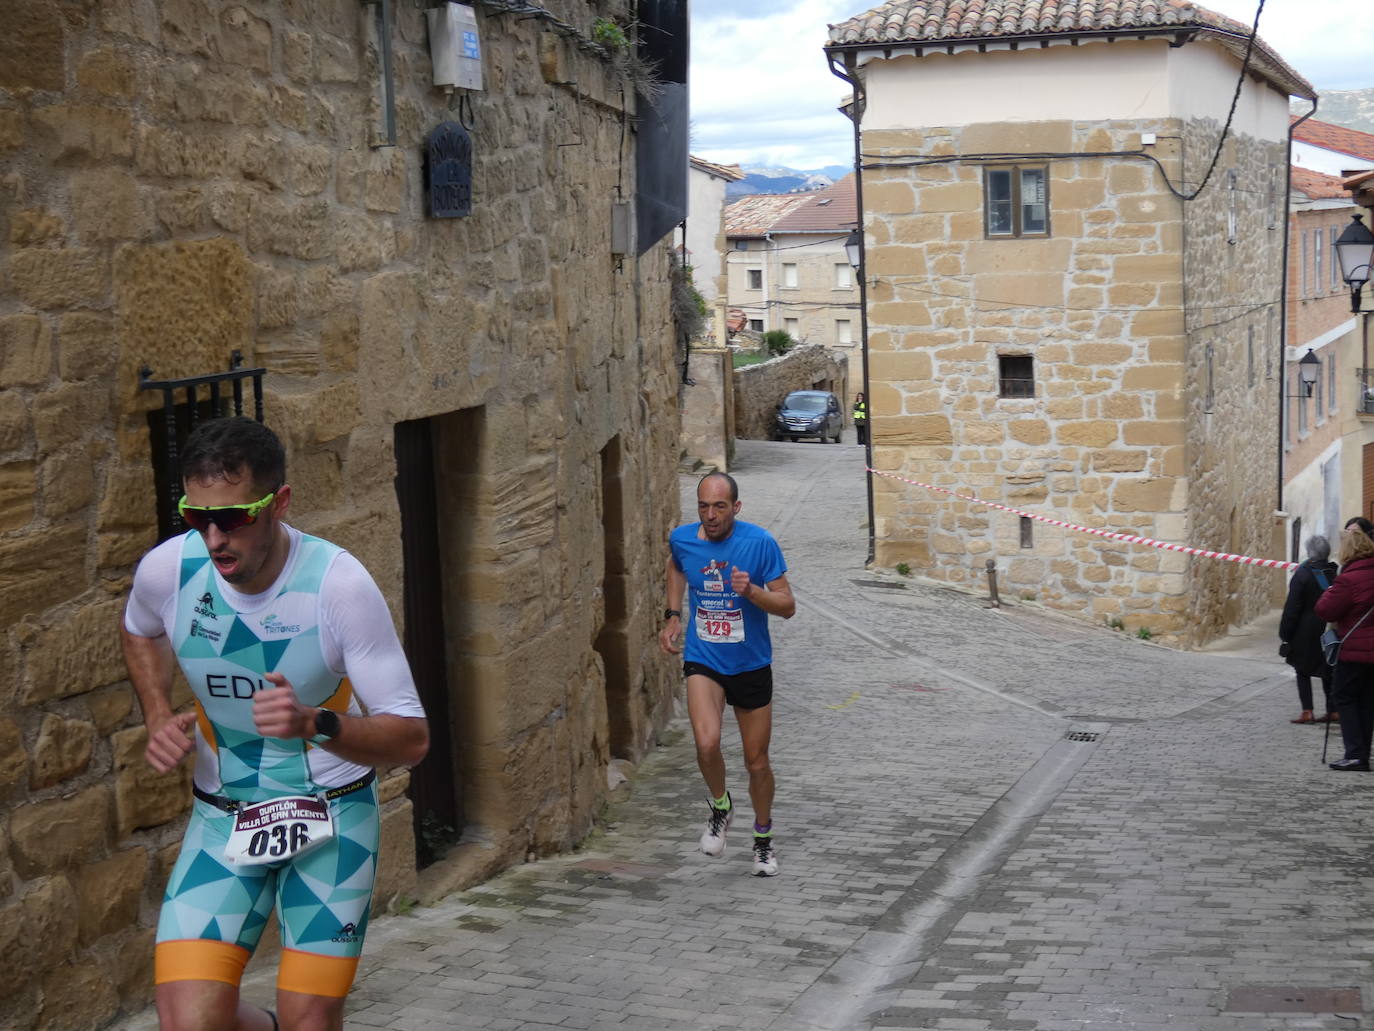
[{"left": 224, "top": 795, "right": 334, "bottom": 866}]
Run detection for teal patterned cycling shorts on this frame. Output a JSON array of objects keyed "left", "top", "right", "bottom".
[{"left": 155, "top": 784, "right": 379, "bottom": 994}]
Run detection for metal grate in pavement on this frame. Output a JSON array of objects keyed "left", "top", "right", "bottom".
[
  {"left": 1225, "top": 986, "right": 1363, "bottom": 1013},
  {"left": 852, "top": 579, "right": 908, "bottom": 590},
  {"left": 1064, "top": 730, "right": 1100, "bottom": 742}
]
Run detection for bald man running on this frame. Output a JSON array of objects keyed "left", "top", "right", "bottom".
[{"left": 659, "top": 472, "right": 795, "bottom": 876}]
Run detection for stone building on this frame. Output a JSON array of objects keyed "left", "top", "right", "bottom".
[
  {"left": 825, "top": 0, "right": 1316, "bottom": 644},
  {"left": 724, "top": 176, "right": 861, "bottom": 353},
  {"left": 1281, "top": 161, "right": 1361, "bottom": 549},
  {"left": 678, "top": 155, "right": 744, "bottom": 304},
  {"left": 0, "top": 0, "right": 686, "bottom": 1026}
]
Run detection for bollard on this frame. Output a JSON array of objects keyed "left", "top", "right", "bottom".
[{"left": 985, "top": 558, "right": 1000, "bottom": 608}]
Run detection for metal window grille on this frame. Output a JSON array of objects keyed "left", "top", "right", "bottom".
[
  {"left": 998, "top": 355, "right": 1035, "bottom": 398},
  {"left": 140, "top": 350, "right": 267, "bottom": 540}
]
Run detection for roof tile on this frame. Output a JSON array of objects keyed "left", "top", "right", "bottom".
[
  {"left": 1291, "top": 118, "right": 1374, "bottom": 165},
  {"left": 826, "top": 0, "right": 1313, "bottom": 99},
  {"left": 1291, "top": 166, "right": 1352, "bottom": 202}
]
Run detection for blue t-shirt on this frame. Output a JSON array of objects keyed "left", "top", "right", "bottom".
[{"left": 670, "top": 519, "right": 787, "bottom": 674}]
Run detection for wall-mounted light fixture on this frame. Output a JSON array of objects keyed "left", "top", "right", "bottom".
[
  {"left": 844, "top": 228, "right": 862, "bottom": 271},
  {"left": 1292, "top": 347, "right": 1321, "bottom": 398},
  {"left": 1335, "top": 213, "right": 1374, "bottom": 314}
]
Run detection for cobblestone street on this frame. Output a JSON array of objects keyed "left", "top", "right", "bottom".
[{"left": 120, "top": 437, "right": 1374, "bottom": 1030}]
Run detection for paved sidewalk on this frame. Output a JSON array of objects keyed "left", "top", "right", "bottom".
[{"left": 120, "top": 439, "right": 1374, "bottom": 1030}]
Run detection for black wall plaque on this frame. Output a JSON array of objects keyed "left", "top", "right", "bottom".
[{"left": 426, "top": 121, "right": 472, "bottom": 218}]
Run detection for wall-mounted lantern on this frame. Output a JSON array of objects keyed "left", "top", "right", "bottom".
[
  {"left": 1335, "top": 213, "right": 1374, "bottom": 314},
  {"left": 1295, "top": 348, "right": 1321, "bottom": 398}
]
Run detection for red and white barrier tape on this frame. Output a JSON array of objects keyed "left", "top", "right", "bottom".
[{"left": 866, "top": 467, "right": 1297, "bottom": 572}]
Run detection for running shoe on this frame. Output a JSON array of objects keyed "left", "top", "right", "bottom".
[
  {"left": 752, "top": 835, "right": 779, "bottom": 876},
  {"left": 699, "top": 794, "right": 732, "bottom": 856}
]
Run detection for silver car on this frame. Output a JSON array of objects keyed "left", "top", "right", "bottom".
[{"left": 773, "top": 390, "right": 844, "bottom": 444}]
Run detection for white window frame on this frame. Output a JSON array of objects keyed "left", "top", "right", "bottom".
[
  {"left": 836, "top": 319, "right": 852, "bottom": 345},
  {"left": 781, "top": 263, "right": 798, "bottom": 289},
  {"left": 834, "top": 263, "right": 852, "bottom": 289},
  {"left": 746, "top": 268, "right": 762, "bottom": 291}
]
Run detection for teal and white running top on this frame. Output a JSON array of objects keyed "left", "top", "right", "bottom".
[{"left": 124, "top": 525, "right": 425, "bottom": 801}]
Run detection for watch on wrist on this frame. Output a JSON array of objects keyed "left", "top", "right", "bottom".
[
  {"left": 311, "top": 707, "right": 342, "bottom": 744},
  {"left": 664, "top": 608, "right": 682, "bottom": 621}
]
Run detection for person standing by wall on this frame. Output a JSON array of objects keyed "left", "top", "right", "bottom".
[
  {"left": 1278, "top": 535, "right": 1336, "bottom": 724},
  {"left": 1315, "top": 526, "right": 1374, "bottom": 771},
  {"left": 658, "top": 472, "right": 795, "bottom": 876},
  {"left": 852, "top": 392, "right": 867, "bottom": 446},
  {"left": 121, "top": 417, "right": 430, "bottom": 1031}
]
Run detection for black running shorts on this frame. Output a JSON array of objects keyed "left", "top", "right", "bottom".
[{"left": 683, "top": 661, "right": 774, "bottom": 710}]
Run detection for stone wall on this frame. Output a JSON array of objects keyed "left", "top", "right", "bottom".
[
  {"left": 681, "top": 347, "right": 734, "bottom": 471},
  {"left": 1179, "top": 120, "right": 1289, "bottom": 632},
  {"left": 863, "top": 117, "right": 1285, "bottom": 644},
  {"left": 733, "top": 344, "right": 850, "bottom": 440},
  {"left": 0, "top": 2, "right": 680, "bottom": 1027}
]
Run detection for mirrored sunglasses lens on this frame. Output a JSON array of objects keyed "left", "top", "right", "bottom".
[{"left": 182, "top": 507, "right": 252, "bottom": 532}]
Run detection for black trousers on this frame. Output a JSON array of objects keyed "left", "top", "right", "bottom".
[
  {"left": 1332, "top": 659, "right": 1374, "bottom": 760},
  {"left": 1295, "top": 671, "right": 1332, "bottom": 712},
  {"left": 855, "top": 421, "right": 868, "bottom": 445}
]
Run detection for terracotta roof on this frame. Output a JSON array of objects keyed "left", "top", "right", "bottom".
[
  {"left": 690, "top": 156, "right": 746, "bottom": 182},
  {"left": 770, "top": 175, "right": 858, "bottom": 234},
  {"left": 1291, "top": 118, "right": 1374, "bottom": 164},
  {"left": 826, "top": 0, "right": 1314, "bottom": 100},
  {"left": 723, "top": 193, "right": 815, "bottom": 237},
  {"left": 1291, "top": 167, "right": 1351, "bottom": 202}
]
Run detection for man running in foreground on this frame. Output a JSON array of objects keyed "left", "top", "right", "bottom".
[
  {"left": 659, "top": 472, "right": 795, "bottom": 876},
  {"left": 121, "top": 416, "right": 429, "bottom": 1031}
]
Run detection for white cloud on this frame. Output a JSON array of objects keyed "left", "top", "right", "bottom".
[{"left": 689, "top": 0, "right": 1374, "bottom": 171}]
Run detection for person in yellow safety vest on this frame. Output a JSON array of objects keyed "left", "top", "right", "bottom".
[{"left": 853, "top": 392, "right": 867, "bottom": 446}]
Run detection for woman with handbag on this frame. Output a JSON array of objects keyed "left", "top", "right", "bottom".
[
  {"left": 1279, "top": 535, "right": 1337, "bottom": 724},
  {"left": 1314, "top": 526, "right": 1374, "bottom": 770}
]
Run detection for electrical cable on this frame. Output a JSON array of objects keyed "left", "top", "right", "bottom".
[{"left": 856, "top": 0, "right": 1268, "bottom": 204}]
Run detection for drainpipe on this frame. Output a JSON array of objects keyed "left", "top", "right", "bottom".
[
  {"left": 763, "top": 231, "right": 773, "bottom": 332},
  {"left": 1280, "top": 96, "right": 1319, "bottom": 526},
  {"left": 828, "top": 50, "right": 875, "bottom": 566}
]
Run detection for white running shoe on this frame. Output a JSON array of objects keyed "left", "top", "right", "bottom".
[
  {"left": 699, "top": 794, "right": 733, "bottom": 856},
  {"left": 752, "top": 835, "right": 779, "bottom": 876}
]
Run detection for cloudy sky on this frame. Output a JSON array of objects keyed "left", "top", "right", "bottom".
[{"left": 688, "top": 0, "right": 1374, "bottom": 171}]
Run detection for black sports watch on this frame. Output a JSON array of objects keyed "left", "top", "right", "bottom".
[
  {"left": 664, "top": 608, "right": 682, "bottom": 621},
  {"left": 312, "top": 708, "right": 342, "bottom": 743}
]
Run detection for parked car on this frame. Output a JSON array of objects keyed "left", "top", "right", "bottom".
[{"left": 773, "top": 390, "right": 843, "bottom": 443}]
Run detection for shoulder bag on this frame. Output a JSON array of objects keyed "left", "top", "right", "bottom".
[{"left": 1323, "top": 598, "right": 1374, "bottom": 667}]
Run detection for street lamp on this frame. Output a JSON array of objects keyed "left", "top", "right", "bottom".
[
  {"left": 844, "top": 228, "right": 862, "bottom": 273},
  {"left": 1296, "top": 348, "right": 1321, "bottom": 398},
  {"left": 1335, "top": 213, "right": 1374, "bottom": 314}
]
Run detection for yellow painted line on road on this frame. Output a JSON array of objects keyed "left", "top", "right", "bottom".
[{"left": 827, "top": 691, "right": 861, "bottom": 710}]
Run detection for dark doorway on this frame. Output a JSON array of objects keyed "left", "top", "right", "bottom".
[
  {"left": 394, "top": 416, "right": 461, "bottom": 868},
  {"left": 594, "top": 436, "right": 634, "bottom": 758}
]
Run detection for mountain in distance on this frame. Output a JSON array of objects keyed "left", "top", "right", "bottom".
[
  {"left": 725, "top": 164, "right": 852, "bottom": 197},
  {"left": 1293, "top": 87, "right": 1374, "bottom": 133}
]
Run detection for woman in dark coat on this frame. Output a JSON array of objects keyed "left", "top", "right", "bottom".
[
  {"left": 1279, "top": 535, "right": 1337, "bottom": 724},
  {"left": 1314, "top": 527, "right": 1374, "bottom": 770}
]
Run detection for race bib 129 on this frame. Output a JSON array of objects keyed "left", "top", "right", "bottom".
[{"left": 696, "top": 606, "right": 744, "bottom": 644}]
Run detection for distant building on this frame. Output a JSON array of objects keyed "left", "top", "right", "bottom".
[
  {"left": 723, "top": 176, "right": 860, "bottom": 352},
  {"left": 1283, "top": 163, "right": 1361, "bottom": 548},
  {"left": 826, "top": 0, "right": 1316, "bottom": 643},
  {"left": 679, "top": 156, "right": 745, "bottom": 304}
]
